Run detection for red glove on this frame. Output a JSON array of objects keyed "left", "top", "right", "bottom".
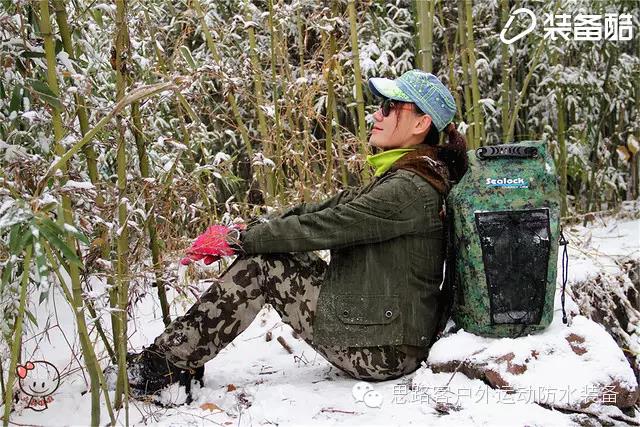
[{"left": 181, "top": 224, "right": 245, "bottom": 266}]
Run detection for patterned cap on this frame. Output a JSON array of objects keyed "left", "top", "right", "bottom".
[{"left": 368, "top": 69, "right": 457, "bottom": 132}]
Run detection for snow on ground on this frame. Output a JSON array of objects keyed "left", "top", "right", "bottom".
[{"left": 7, "top": 218, "right": 640, "bottom": 426}]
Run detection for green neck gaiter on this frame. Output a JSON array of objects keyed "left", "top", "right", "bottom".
[{"left": 366, "top": 148, "right": 415, "bottom": 177}]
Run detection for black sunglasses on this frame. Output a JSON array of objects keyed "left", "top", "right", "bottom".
[{"left": 380, "top": 98, "right": 416, "bottom": 117}]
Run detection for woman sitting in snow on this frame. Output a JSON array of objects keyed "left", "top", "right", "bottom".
[{"left": 111, "top": 69, "right": 468, "bottom": 396}]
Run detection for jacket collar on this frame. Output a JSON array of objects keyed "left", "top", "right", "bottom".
[
  {"left": 366, "top": 148, "right": 414, "bottom": 177},
  {"left": 389, "top": 144, "right": 450, "bottom": 195}
]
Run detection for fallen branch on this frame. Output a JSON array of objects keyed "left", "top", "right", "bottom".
[{"left": 277, "top": 336, "right": 293, "bottom": 354}]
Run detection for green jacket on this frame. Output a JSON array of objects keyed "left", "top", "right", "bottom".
[{"left": 238, "top": 144, "right": 450, "bottom": 347}]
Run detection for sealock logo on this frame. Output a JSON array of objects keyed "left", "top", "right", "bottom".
[{"left": 486, "top": 177, "right": 529, "bottom": 188}]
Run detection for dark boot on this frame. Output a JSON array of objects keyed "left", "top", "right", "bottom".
[{"left": 104, "top": 344, "right": 204, "bottom": 400}]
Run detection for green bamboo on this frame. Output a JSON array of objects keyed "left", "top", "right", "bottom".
[
  {"left": 52, "top": 0, "right": 100, "bottom": 187},
  {"left": 245, "top": 0, "right": 274, "bottom": 198},
  {"left": 296, "top": 11, "right": 312, "bottom": 201},
  {"left": 52, "top": 0, "right": 114, "bottom": 362},
  {"left": 557, "top": 85, "right": 568, "bottom": 216},
  {"left": 504, "top": 34, "right": 547, "bottom": 142},
  {"left": 457, "top": 0, "right": 474, "bottom": 145},
  {"left": 463, "top": 0, "right": 484, "bottom": 148},
  {"left": 191, "top": 0, "right": 255, "bottom": 158},
  {"left": 129, "top": 34, "right": 171, "bottom": 328},
  {"left": 113, "top": 0, "right": 130, "bottom": 419},
  {"left": 2, "top": 246, "right": 32, "bottom": 427},
  {"left": 34, "top": 80, "right": 176, "bottom": 197},
  {"left": 266, "top": 0, "right": 285, "bottom": 200},
  {"left": 415, "top": 0, "right": 434, "bottom": 72},
  {"left": 499, "top": 0, "right": 510, "bottom": 141},
  {"left": 43, "top": 242, "right": 116, "bottom": 425},
  {"left": 39, "top": 1, "right": 103, "bottom": 423},
  {"left": 347, "top": 0, "right": 370, "bottom": 180},
  {"left": 440, "top": 2, "right": 462, "bottom": 124},
  {"left": 324, "top": 28, "right": 336, "bottom": 192}
]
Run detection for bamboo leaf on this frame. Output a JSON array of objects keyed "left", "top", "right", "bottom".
[
  {"left": 37, "top": 216, "right": 65, "bottom": 237},
  {"left": 34, "top": 237, "right": 49, "bottom": 284},
  {"left": 9, "top": 85, "right": 22, "bottom": 113},
  {"left": 179, "top": 45, "right": 197, "bottom": 69},
  {"left": 39, "top": 289, "right": 49, "bottom": 304},
  {"left": 27, "top": 79, "right": 63, "bottom": 110},
  {"left": 21, "top": 51, "right": 46, "bottom": 59},
  {"left": 38, "top": 223, "right": 81, "bottom": 266},
  {"left": 26, "top": 310, "right": 38, "bottom": 327}
]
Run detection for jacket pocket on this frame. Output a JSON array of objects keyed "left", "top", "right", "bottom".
[{"left": 334, "top": 295, "right": 401, "bottom": 325}]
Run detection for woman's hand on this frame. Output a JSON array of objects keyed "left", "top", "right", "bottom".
[{"left": 181, "top": 224, "right": 245, "bottom": 265}]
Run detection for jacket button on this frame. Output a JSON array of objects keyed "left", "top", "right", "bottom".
[
  {"left": 384, "top": 310, "right": 393, "bottom": 318},
  {"left": 343, "top": 310, "right": 350, "bottom": 317}
]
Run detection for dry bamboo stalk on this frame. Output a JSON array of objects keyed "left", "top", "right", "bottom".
[
  {"left": 113, "top": 1, "right": 130, "bottom": 418},
  {"left": 324, "top": 25, "right": 336, "bottom": 192},
  {"left": 347, "top": 0, "right": 371, "bottom": 180}
]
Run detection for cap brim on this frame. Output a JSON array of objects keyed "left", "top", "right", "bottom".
[{"left": 368, "top": 78, "right": 413, "bottom": 102}]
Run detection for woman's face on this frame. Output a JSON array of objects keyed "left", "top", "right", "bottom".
[{"left": 369, "top": 100, "right": 432, "bottom": 150}]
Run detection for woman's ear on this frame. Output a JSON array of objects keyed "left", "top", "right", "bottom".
[{"left": 413, "top": 114, "right": 432, "bottom": 136}]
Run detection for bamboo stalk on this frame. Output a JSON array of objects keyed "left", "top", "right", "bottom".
[
  {"left": 191, "top": 0, "right": 257, "bottom": 176},
  {"left": 52, "top": 0, "right": 100, "bottom": 187},
  {"left": 43, "top": 242, "right": 116, "bottom": 425},
  {"left": 415, "top": 0, "right": 434, "bottom": 72},
  {"left": 463, "top": 0, "right": 484, "bottom": 148},
  {"left": 52, "top": 0, "right": 115, "bottom": 363},
  {"left": 499, "top": 0, "right": 510, "bottom": 141},
  {"left": 440, "top": 2, "right": 462, "bottom": 125},
  {"left": 324, "top": 27, "right": 336, "bottom": 192},
  {"left": 557, "top": 85, "right": 568, "bottom": 216},
  {"left": 34, "top": 80, "right": 177, "bottom": 197},
  {"left": 129, "top": 56, "right": 171, "bottom": 325},
  {"left": 39, "top": 1, "right": 103, "bottom": 423},
  {"left": 266, "top": 0, "right": 285, "bottom": 201},
  {"left": 457, "top": 0, "right": 474, "bottom": 145},
  {"left": 504, "top": 34, "right": 548, "bottom": 142},
  {"left": 2, "top": 246, "right": 32, "bottom": 427},
  {"left": 113, "top": 1, "right": 130, "bottom": 419},
  {"left": 347, "top": 0, "right": 370, "bottom": 180},
  {"left": 296, "top": 11, "right": 312, "bottom": 201},
  {"left": 245, "top": 0, "right": 274, "bottom": 199}
]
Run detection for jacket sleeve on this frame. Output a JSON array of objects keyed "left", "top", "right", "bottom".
[
  {"left": 277, "top": 187, "right": 358, "bottom": 218},
  {"left": 239, "top": 175, "right": 422, "bottom": 254}
]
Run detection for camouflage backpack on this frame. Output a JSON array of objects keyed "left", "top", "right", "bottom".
[{"left": 441, "top": 141, "right": 562, "bottom": 338}]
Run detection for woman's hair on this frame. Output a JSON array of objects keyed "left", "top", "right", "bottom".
[{"left": 415, "top": 105, "right": 468, "bottom": 183}]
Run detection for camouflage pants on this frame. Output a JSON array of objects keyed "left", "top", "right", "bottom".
[{"left": 154, "top": 252, "right": 427, "bottom": 381}]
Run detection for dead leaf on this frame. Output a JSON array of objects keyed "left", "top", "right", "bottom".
[
  {"left": 200, "top": 402, "right": 223, "bottom": 413},
  {"left": 227, "top": 383, "right": 237, "bottom": 392}
]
